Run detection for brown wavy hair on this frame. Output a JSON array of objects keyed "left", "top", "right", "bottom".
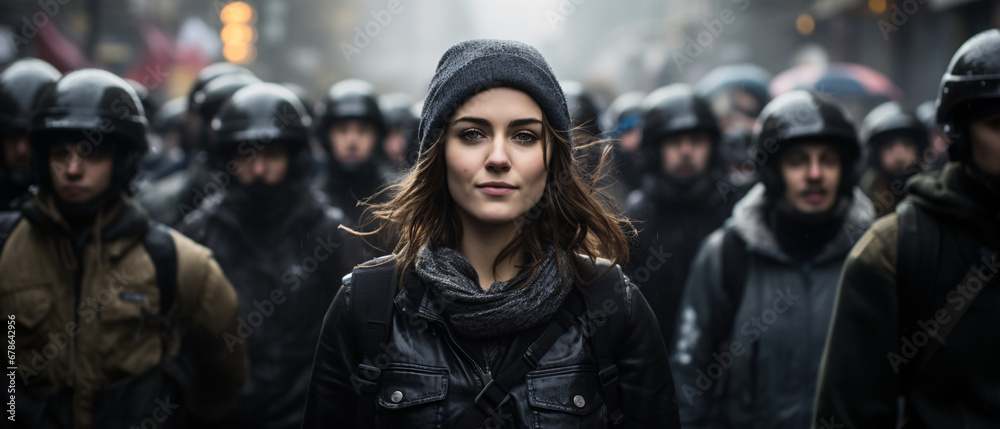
[{"left": 348, "top": 114, "right": 634, "bottom": 288}]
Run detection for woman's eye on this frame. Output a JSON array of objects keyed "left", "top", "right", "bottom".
[
  {"left": 514, "top": 132, "right": 538, "bottom": 144},
  {"left": 460, "top": 129, "right": 485, "bottom": 141}
]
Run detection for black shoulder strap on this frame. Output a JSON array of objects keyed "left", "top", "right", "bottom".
[
  {"left": 350, "top": 258, "right": 398, "bottom": 429},
  {"left": 896, "top": 202, "right": 941, "bottom": 317},
  {"left": 142, "top": 222, "right": 178, "bottom": 317},
  {"left": 896, "top": 202, "right": 939, "bottom": 389},
  {"left": 457, "top": 301, "right": 580, "bottom": 428},
  {"left": 0, "top": 211, "right": 23, "bottom": 257},
  {"left": 581, "top": 259, "right": 628, "bottom": 426},
  {"left": 456, "top": 257, "right": 628, "bottom": 428},
  {"left": 896, "top": 202, "right": 958, "bottom": 387},
  {"left": 720, "top": 226, "right": 748, "bottom": 334}
]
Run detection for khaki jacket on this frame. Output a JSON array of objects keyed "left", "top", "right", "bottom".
[{"left": 0, "top": 194, "right": 246, "bottom": 429}]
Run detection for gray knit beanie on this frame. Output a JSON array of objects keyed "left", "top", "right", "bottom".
[{"left": 416, "top": 39, "right": 572, "bottom": 163}]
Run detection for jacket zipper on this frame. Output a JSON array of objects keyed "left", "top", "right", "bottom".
[{"left": 419, "top": 312, "right": 492, "bottom": 387}]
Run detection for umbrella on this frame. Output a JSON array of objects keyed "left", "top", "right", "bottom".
[{"left": 769, "top": 63, "right": 903, "bottom": 101}]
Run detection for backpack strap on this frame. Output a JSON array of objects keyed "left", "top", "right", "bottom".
[
  {"left": 895, "top": 203, "right": 1000, "bottom": 385},
  {"left": 0, "top": 211, "right": 23, "bottom": 256},
  {"left": 453, "top": 256, "right": 627, "bottom": 428},
  {"left": 896, "top": 202, "right": 940, "bottom": 333},
  {"left": 720, "top": 226, "right": 749, "bottom": 328},
  {"left": 579, "top": 258, "right": 627, "bottom": 426},
  {"left": 349, "top": 257, "right": 398, "bottom": 429},
  {"left": 142, "top": 222, "right": 178, "bottom": 318},
  {"left": 456, "top": 301, "right": 581, "bottom": 428},
  {"left": 709, "top": 226, "right": 749, "bottom": 408},
  {"left": 895, "top": 202, "right": 940, "bottom": 390}
]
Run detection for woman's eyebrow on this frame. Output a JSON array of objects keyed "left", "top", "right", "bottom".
[
  {"left": 509, "top": 118, "right": 542, "bottom": 128},
  {"left": 452, "top": 116, "right": 491, "bottom": 127}
]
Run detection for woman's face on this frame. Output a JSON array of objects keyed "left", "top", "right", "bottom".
[{"left": 445, "top": 87, "right": 551, "bottom": 226}]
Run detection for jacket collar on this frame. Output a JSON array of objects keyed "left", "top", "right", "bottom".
[
  {"left": 729, "top": 183, "right": 875, "bottom": 265},
  {"left": 22, "top": 192, "right": 151, "bottom": 246},
  {"left": 394, "top": 268, "right": 442, "bottom": 322}
]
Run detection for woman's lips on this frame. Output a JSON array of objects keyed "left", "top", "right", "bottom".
[
  {"left": 477, "top": 181, "right": 517, "bottom": 196},
  {"left": 479, "top": 186, "right": 514, "bottom": 196}
]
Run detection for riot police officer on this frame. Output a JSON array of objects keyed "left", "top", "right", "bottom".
[
  {"left": 625, "top": 84, "right": 734, "bottom": 348},
  {"left": 815, "top": 28, "right": 1000, "bottom": 429},
  {"left": 0, "top": 68, "right": 246, "bottom": 429},
  {"left": 315, "top": 79, "right": 390, "bottom": 224},
  {"left": 675, "top": 90, "right": 874, "bottom": 429},
  {"left": 858, "top": 101, "right": 929, "bottom": 216},
  {"left": 178, "top": 82, "right": 365, "bottom": 429},
  {"left": 137, "top": 73, "right": 260, "bottom": 226}
]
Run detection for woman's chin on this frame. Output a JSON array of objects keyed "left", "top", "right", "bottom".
[{"left": 465, "top": 211, "right": 523, "bottom": 226}]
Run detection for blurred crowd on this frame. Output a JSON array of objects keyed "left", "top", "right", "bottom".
[{"left": 0, "top": 22, "right": 998, "bottom": 429}]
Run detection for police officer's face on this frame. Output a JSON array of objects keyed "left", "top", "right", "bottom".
[
  {"left": 445, "top": 87, "right": 550, "bottom": 226},
  {"left": 48, "top": 144, "right": 114, "bottom": 204},
  {"left": 233, "top": 144, "right": 289, "bottom": 185},
  {"left": 1, "top": 134, "right": 30, "bottom": 173},
  {"left": 780, "top": 143, "right": 842, "bottom": 213},
  {"left": 660, "top": 132, "right": 711, "bottom": 179},
  {"left": 969, "top": 112, "right": 1000, "bottom": 175},
  {"left": 328, "top": 119, "right": 377, "bottom": 164},
  {"left": 879, "top": 138, "right": 919, "bottom": 174}
]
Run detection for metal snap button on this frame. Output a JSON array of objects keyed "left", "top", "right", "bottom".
[
  {"left": 391, "top": 390, "right": 403, "bottom": 403},
  {"left": 573, "top": 394, "right": 586, "bottom": 408}
]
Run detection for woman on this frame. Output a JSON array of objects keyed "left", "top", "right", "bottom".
[{"left": 302, "top": 39, "right": 680, "bottom": 429}]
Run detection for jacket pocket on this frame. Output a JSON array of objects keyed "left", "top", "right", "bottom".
[
  {"left": 374, "top": 363, "right": 449, "bottom": 427},
  {"left": 526, "top": 366, "right": 607, "bottom": 429},
  {"left": 6, "top": 286, "right": 53, "bottom": 330},
  {"left": 96, "top": 287, "right": 164, "bottom": 377}
]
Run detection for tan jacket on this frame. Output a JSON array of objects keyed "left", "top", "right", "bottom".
[{"left": 0, "top": 194, "right": 246, "bottom": 429}]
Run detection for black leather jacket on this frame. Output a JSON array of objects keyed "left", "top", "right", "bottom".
[{"left": 302, "top": 260, "right": 681, "bottom": 428}]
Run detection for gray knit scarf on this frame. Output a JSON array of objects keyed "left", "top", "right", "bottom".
[{"left": 414, "top": 244, "right": 573, "bottom": 339}]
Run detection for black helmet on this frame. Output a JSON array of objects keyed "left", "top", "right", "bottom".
[
  {"left": 153, "top": 97, "right": 187, "bottom": 135},
  {"left": 641, "top": 84, "right": 720, "bottom": 148},
  {"left": 935, "top": 28, "right": 1000, "bottom": 162},
  {"left": 192, "top": 74, "right": 261, "bottom": 127},
  {"left": 752, "top": 90, "right": 860, "bottom": 199},
  {"left": 209, "top": 82, "right": 312, "bottom": 175},
  {"left": 189, "top": 73, "right": 261, "bottom": 149},
  {"left": 124, "top": 78, "right": 161, "bottom": 122},
  {"left": 281, "top": 82, "right": 315, "bottom": 120},
  {"left": 860, "top": 101, "right": 929, "bottom": 169},
  {"left": 379, "top": 92, "right": 415, "bottom": 130},
  {"left": 315, "top": 79, "right": 385, "bottom": 147},
  {"left": 28, "top": 68, "right": 149, "bottom": 191},
  {"left": 560, "top": 80, "right": 602, "bottom": 137},
  {"left": 0, "top": 58, "right": 62, "bottom": 133},
  {"left": 186, "top": 63, "right": 255, "bottom": 111}
]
